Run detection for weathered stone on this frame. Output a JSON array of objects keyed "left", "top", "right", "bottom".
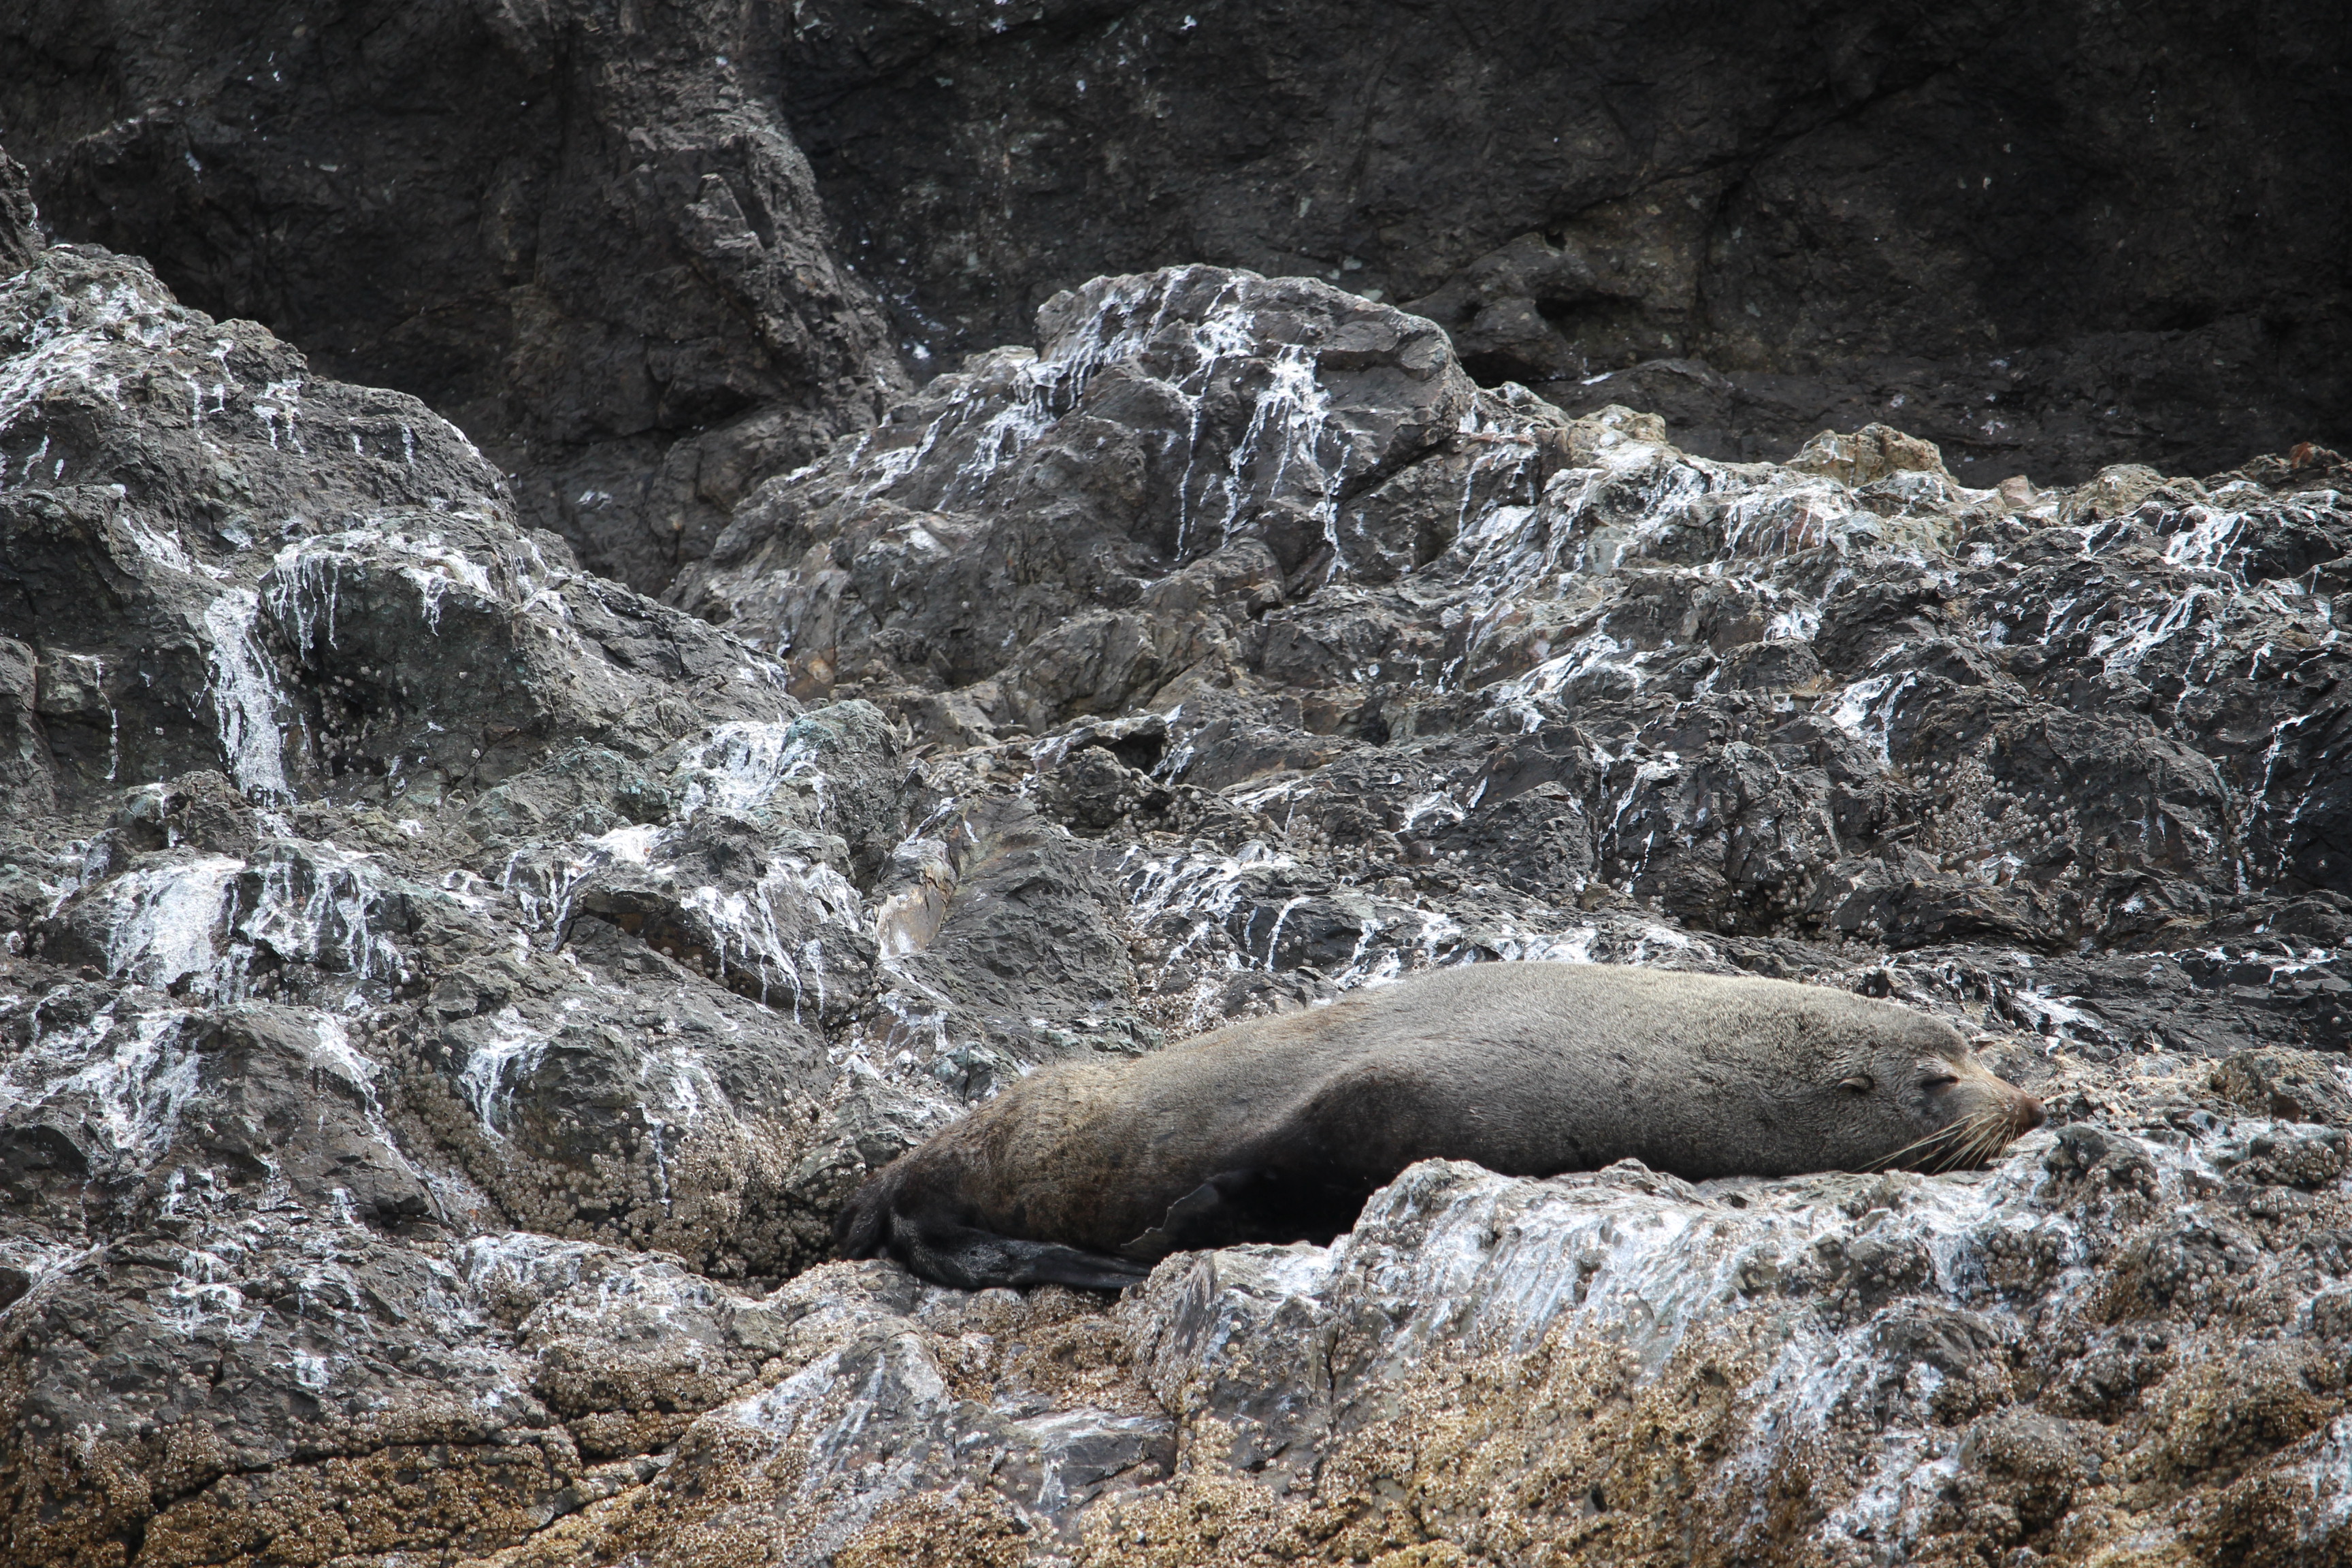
[
  {"left": 1, "top": 4, "right": 907, "bottom": 592},
  {"left": 0, "top": 146, "right": 35, "bottom": 280}
]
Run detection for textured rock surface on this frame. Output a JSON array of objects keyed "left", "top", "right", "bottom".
[
  {"left": 783, "top": 0, "right": 2352, "bottom": 491},
  {"left": 8, "top": 178, "right": 2352, "bottom": 1567},
  {"left": 0, "top": 187, "right": 926, "bottom": 1565},
  {"left": 0, "top": 0, "right": 907, "bottom": 591},
  {"left": 681, "top": 265, "right": 2352, "bottom": 979},
  {"left": 4, "top": 1, "right": 2345, "bottom": 598}
]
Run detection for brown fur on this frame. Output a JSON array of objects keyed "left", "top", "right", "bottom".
[{"left": 838, "top": 963, "right": 2044, "bottom": 1290}]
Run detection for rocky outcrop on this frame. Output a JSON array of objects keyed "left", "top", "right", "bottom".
[
  {"left": 0, "top": 147, "right": 36, "bottom": 278},
  {"left": 681, "top": 264, "right": 2352, "bottom": 974},
  {"left": 0, "top": 204, "right": 915, "bottom": 1565},
  {"left": 0, "top": 0, "right": 906, "bottom": 591},
  {"left": 7, "top": 216, "right": 2352, "bottom": 1565},
  {"left": 534, "top": 1123, "right": 2352, "bottom": 1568},
  {"left": 782, "top": 0, "right": 2352, "bottom": 489},
  {"left": 5, "top": 3, "right": 2345, "bottom": 598}
]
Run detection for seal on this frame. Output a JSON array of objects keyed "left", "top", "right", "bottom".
[{"left": 836, "top": 962, "right": 2045, "bottom": 1290}]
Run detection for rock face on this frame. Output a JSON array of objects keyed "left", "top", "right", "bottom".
[
  {"left": 681, "top": 264, "right": 2352, "bottom": 983},
  {"left": 7, "top": 180, "right": 2352, "bottom": 1567},
  {"left": 4, "top": 2, "right": 2345, "bottom": 597},
  {"left": 0, "top": 193, "right": 924, "bottom": 1565},
  {"left": 0, "top": 0, "right": 907, "bottom": 591},
  {"left": 783, "top": 0, "right": 2352, "bottom": 490}
]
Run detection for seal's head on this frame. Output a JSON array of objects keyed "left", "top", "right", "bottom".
[
  {"left": 1686, "top": 984, "right": 2046, "bottom": 1177},
  {"left": 1827, "top": 1013, "right": 2045, "bottom": 1173}
]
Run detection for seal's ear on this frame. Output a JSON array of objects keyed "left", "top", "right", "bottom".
[{"left": 1839, "top": 1073, "right": 1875, "bottom": 1094}]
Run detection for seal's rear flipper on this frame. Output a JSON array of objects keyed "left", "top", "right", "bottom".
[{"left": 898, "top": 1214, "right": 1150, "bottom": 1292}]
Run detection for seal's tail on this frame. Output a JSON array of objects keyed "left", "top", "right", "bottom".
[{"left": 833, "top": 1162, "right": 898, "bottom": 1259}]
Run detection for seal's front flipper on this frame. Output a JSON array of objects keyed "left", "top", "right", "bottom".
[
  {"left": 1122, "top": 1165, "right": 1381, "bottom": 1258},
  {"left": 1120, "top": 1168, "right": 1266, "bottom": 1260},
  {"left": 898, "top": 1214, "right": 1149, "bottom": 1292}
]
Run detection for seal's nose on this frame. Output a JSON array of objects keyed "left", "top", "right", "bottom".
[{"left": 2016, "top": 1094, "right": 2046, "bottom": 1133}]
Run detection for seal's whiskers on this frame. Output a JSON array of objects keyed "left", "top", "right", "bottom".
[
  {"left": 1868, "top": 1121, "right": 1967, "bottom": 1173},
  {"left": 1869, "top": 1105, "right": 2025, "bottom": 1175}
]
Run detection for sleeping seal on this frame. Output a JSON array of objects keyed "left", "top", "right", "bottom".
[{"left": 836, "top": 962, "right": 2044, "bottom": 1290}]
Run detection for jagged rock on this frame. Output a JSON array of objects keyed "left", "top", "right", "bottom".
[
  {"left": 674, "top": 266, "right": 1478, "bottom": 719},
  {"left": 778, "top": 1, "right": 2348, "bottom": 488},
  {"left": 0, "top": 3, "right": 906, "bottom": 592},
  {"left": 688, "top": 266, "right": 2352, "bottom": 963},
  {"left": 0, "top": 204, "right": 927, "bottom": 1562},
  {"left": 12, "top": 3, "right": 2346, "bottom": 595},
  {"left": 457, "top": 1262, "right": 1173, "bottom": 1567},
  {"left": 0, "top": 146, "right": 36, "bottom": 276}
]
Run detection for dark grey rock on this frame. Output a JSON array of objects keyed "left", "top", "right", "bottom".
[
  {"left": 0, "top": 145, "right": 36, "bottom": 276},
  {"left": 0, "top": 14, "right": 908, "bottom": 593},
  {"left": 775, "top": 1, "right": 2349, "bottom": 489},
  {"left": 7, "top": 5, "right": 2349, "bottom": 606}
]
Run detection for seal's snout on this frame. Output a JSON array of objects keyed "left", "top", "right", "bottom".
[{"left": 1904, "top": 1064, "right": 2048, "bottom": 1171}]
